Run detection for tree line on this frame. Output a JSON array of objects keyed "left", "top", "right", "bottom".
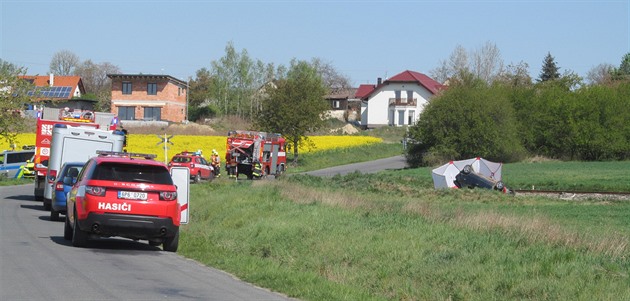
[{"left": 407, "top": 50, "right": 630, "bottom": 166}]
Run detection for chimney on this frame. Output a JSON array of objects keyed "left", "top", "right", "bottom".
[
  {"left": 49, "top": 73, "right": 54, "bottom": 87},
  {"left": 377, "top": 77, "right": 382, "bottom": 85}
]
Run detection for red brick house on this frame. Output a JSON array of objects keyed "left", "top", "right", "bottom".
[{"left": 108, "top": 74, "right": 188, "bottom": 123}]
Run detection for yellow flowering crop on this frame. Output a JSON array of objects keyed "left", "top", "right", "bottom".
[{"left": 1, "top": 133, "right": 382, "bottom": 163}]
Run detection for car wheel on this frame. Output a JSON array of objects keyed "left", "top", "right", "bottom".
[
  {"left": 462, "top": 165, "right": 473, "bottom": 175},
  {"left": 163, "top": 230, "right": 179, "bottom": 252},
  {"left": 495, "top": 181, "right": 505, "bottom": 191},
  {"left": 71, "top": 211, "right": 89, "bottom": 248},
  {"left": 63, "top": 215, "right": 73, "bottom": 240},
  {"left": 50, "top": 208, "right": 60, "bottom": 221},
  {"left": 194, "top": 172, "right": 201, "bottom": 183}
]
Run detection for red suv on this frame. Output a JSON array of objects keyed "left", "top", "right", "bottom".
[
  {"left": 64, "top": 151, "right": 180, "bottom": 252},
  {"left": 168, "top": 151, "right": 213, "bottom": 183}
]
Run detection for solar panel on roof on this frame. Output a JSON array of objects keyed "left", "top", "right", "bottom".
[{"left": 28, "top": 86, "right": 72, "bottom": 98}]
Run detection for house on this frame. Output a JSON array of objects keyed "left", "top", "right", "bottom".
[
  {"left": 20, "top": 74, "right": 95, "bottom": 111},
  {"left": 108, "top": 74, "right": 188, "bottom": 123},
  {"left": 325, "top": 87, "right": 360, "bottom": 121},
  {"left": 358, "top": 70, "right": 444, "bottom": 128}
]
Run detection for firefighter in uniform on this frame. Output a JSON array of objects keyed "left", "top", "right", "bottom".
[
  {"left": 211, "top": 149, "right": 221, "bottom": 178},
  {"left": 252, "top": 160, "right": 263, "bottom": 179},
  {"left": 226, "top": 152, "right": 238, "bottom": 178}
]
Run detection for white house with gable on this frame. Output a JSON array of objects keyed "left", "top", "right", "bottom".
[{"left": 358, "top": 70, "right": 445, "bottom": 128}]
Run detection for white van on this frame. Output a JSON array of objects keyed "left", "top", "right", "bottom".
[{"left": 43, "top": 124, "right": 125, "bottom": 211}]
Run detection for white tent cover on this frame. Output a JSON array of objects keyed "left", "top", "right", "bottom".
[{"left": 431, "top": 157, "right": 503, "bottom": 189}]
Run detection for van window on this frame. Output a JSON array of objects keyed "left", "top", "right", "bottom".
[{"left": 2, "top": 151, "right": 35, "bottom": 164}]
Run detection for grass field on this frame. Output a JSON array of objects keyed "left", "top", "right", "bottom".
[{"left": 178, "top": 153, "right": 630, "bottom": 301}]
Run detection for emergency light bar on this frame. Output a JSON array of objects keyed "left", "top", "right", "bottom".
[{"left": 96, "top": 150, "right": 157, "bottom": 160}]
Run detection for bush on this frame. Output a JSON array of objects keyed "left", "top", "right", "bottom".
[{"left": 406, "top": 82, "right": 526, "bottom": 167}]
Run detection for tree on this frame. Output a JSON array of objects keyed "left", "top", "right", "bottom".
[
  {"left": 611, "top": 52, "right": 630, "bottom": 81},
  {"left": 49, "top": 50, "right": 80, "bottom": 76},
  {"left": 74, "top": 60, "right": 120, "bottom": 111},
  {"left": 405, "top": 80, "right": 526, "bottom": 167},
  {"left": 619, "top": 52, "right": 630, "bottom": 75},
  {"left": 0, "top": 60, "right": 32, "bottom": 146},
  {"left": 310, "top": 57, "right": 352, "bottom": 90},
  {"left": 471, "top": 41, "right": 504, "bottom": 83},
  {"left": 495, "top": 61, "right": 532, "bottom": 87},
  {"left": 430, "top": 44, "right": 468, "bottom": 84},
  {"left": 430, "top": 42, "right": 504, "bottom": 84},
  {"left": 586, "top": 63, "right": 614, "bottom": 85},
  {"left": 254, "top": 59, "right": 329, "bottom": 165},
  {"left": 538, "top": 52, "right": 560, "bottom": 82}
]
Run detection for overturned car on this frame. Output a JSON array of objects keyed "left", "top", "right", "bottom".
[
  {"left": 454, "top": 164, "right": 506, "bottom": 192},
  {"left": 431, "top": 157, "right": 511, "bottom": 193}
]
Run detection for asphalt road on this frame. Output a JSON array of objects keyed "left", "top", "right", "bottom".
[
  {"left": 302, "top": 155, "right": 408, "bottom": 177},
  {"left": 0, "top": 184, "right": 294, "bottom": 301}
]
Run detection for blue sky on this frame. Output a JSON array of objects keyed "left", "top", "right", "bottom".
[{"left": 1, "top": 0, "right": 628, "bottom": 86}]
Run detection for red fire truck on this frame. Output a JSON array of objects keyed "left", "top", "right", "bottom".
[
  {"left": 226, "top": 130, "right": 286, "bottom": 179},
  {"left": 33, "top": 107, "right": 121, "bottom": 208}
]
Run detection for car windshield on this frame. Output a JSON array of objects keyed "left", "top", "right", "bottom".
[
  {"left": 92, "top": 162, "right": 173, "bottom": 185},
  {"left": 172, "top": 156, "right": 192, "bottom": 163}
]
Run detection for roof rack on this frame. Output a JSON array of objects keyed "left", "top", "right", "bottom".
[{"left": 96, "top": 150, "right": 157, "bottom": 160}]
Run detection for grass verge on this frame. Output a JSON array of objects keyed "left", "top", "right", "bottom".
[{"left": 180, "top": 170, "right": 630, "bottom": 300}]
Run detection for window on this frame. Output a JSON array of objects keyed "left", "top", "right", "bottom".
[
  {"left": 333, "top": 100, "right": 340, "bottom": 109},
  {"left": 178, "top": 87, "right": 181, "bottom": 96},
  {"left": 406, "top": 90, "right": 413, "bottom": 103},
  {"left": 93, "top": 162, "right": 173, "bottom": 184},
  {"left": 147, "top": 83, "right": 157, "bottom": 95},
  {"left": 395, "top": 90, "right": 401, "bottom": 101},
  {"left": 118, "top": 106, "right": 135, "bottom": 120},
  {"left": 144, "top": 107, "right": 161, "bottom": 121},
  {"left": 398, "top": 110, "right": 405, "bottom": 126},
  {"left": 122, "top": 82, "right": 132, "bottom": 95},
  {"left": 408, "top": 110, "right": 415, "bottom": 125}
]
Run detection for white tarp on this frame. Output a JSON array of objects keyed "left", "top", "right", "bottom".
[{"left": 431, "top": 157, "right": 503, "bottom": 189}]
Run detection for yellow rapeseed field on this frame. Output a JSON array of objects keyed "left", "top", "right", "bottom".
[{"left": 1, "top": 133, "right": 382, "bottom": 163}]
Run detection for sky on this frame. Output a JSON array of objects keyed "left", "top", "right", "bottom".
[{"left": 1, "top": 0, "right": 629, "bottom": 86}]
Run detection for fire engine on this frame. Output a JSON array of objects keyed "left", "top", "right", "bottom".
[
  {"left": 226, "top": 130, "right": 286, "bottom": 179},
  {"left": 33, "top": 107, "right": 121, "bottom": 209}
]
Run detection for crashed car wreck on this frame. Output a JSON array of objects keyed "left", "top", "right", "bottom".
[{"left": 454, "top": 164, "right": 507, "bottom": 192}]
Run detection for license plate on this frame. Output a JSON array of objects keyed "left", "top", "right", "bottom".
[{"left": 118, "top": 191, "right": 147, "bottom": 200}]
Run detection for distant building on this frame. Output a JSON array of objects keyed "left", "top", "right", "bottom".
[
  {"left": 19, "top": 74, "right": 95, "bottom": 111},
  {"left": 358, "top": 70, "right": 445, "bottom": 128},
  {"left": 108, "top": 74, "right": 188, "bottom": 123}
]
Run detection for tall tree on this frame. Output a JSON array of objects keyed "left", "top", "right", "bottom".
[
  {"left": 611, "top": 52, "right": 630, "bottom": 81},
  {"left": 471, "top": 41, "right": 504, "bottom": 84},
  {"left": 49, "top": 50, "right": 80, "bottom": 75},
  {"left": 495, "top": 61, "right": 532, "bottom": 87},
  {"left": 538, "top": 52, "right": 560, "bottom": 82},
  {"left": 0, "top": 61, "right": 32, "bottom": 145},
  {"left": 430, "top": 42, "right": 504, "bottom": 84},
  {"left": 310, "top": 57, "right": 352, "bottom": 90},
  {"left": 254, "top": 59, "right": 328, "bottom": 165},
  {"left": 74, "top": 60, "right": 120, "bottom": 111},
  {"left": 586, "top": 63, "right": 614, "bottom": 86}
]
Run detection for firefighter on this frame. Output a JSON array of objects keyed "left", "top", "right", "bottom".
[
  {"left": 252, "top": 160, "right": 263, "bottom": 179},
  {"left": 211, "top": 149, "right": 221, "bottom": 178},
  {"left": 226, "top": 152, "right": 237, "bottom": 179}
]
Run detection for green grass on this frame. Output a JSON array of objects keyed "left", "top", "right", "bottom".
[
  {"left": 0, "top": 177, "right": 33, "bottom": 186},
  {"left": 179, "top": 164, "right": 630, "bottom": 301},
  {"left": 503, "top": 161, "right": 630, "bottom": 192},
  {"left": 287, "top": 142, "right": 405, "bottom": 173}
]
